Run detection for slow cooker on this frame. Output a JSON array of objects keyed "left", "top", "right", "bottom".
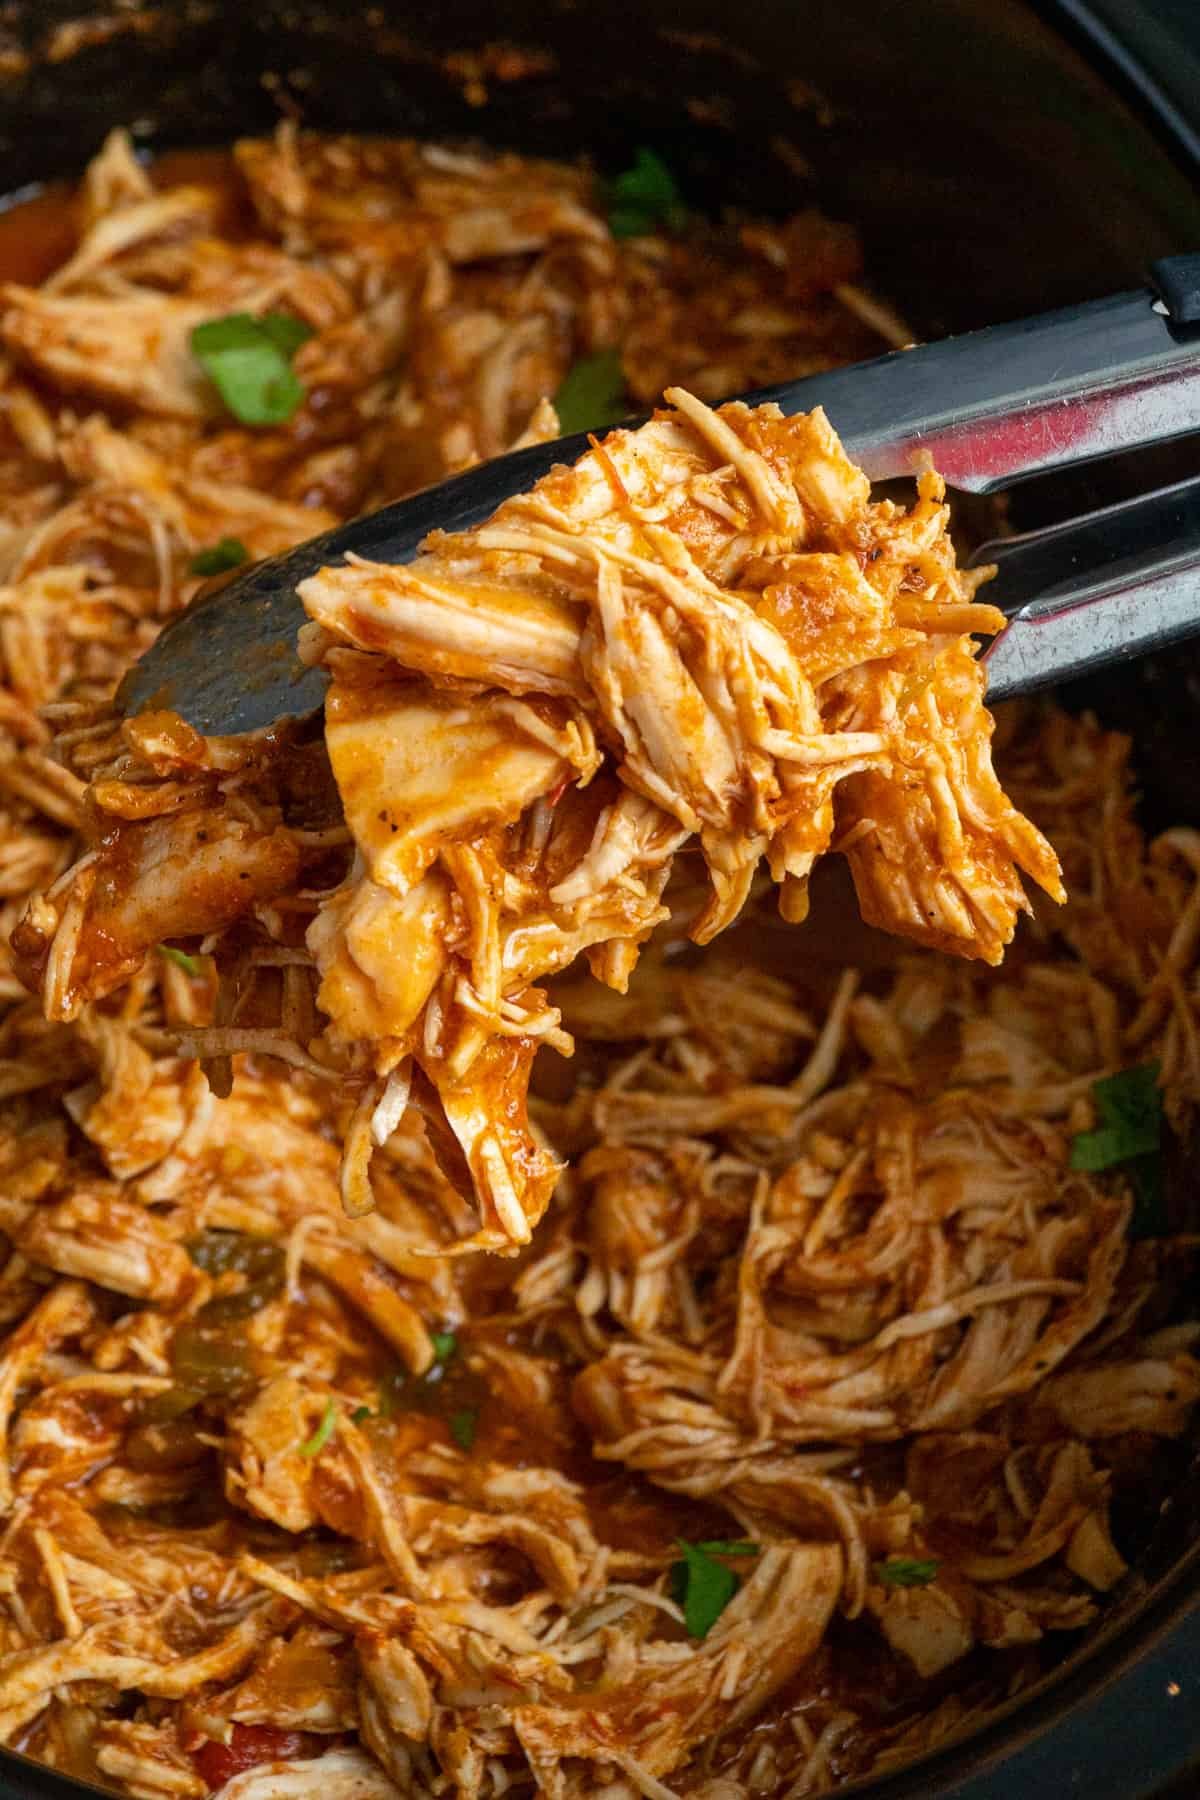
[{"left": 0, "top": 2, "right": 1198, "bottom": 1795}]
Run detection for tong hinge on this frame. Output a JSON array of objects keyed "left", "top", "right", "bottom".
[{"left": 1151, "top": 254, "right": 1200, "bottom": 327}]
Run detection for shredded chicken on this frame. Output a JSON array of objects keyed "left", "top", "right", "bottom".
[
  {"left": 15, "top": 390, "right": 1062, "bottom": 1249},
  {"left": 0, "top": 122, "right": 1194, "bottom": 1800}
]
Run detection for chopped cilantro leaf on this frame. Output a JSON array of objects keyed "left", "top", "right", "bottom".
[
  {"left": 875, "top": 1557, "right": 939, "bottom": 1588},
  {"left": 430, "top": 1330, "right": 458, "bottom": 1365},
  {"left": 190, "top": 536, "right": 249, "bottom": 577},
  {"left": 191, "top": 311, "right": 314, "bottom": 426},
  {"left": 350, "top": 1405, "right": 373, "bottom": 1424},
  {"left": 256, "top": 313, "right": 314, "bottom": 358},
  {"left": 669, "top": 1540, "right": 758, "bottom": 1638},
  {"left": 1070, "top": 1062, "right": 1165, "bottom": 1238},
  {"left": 449, "top": 1408, "right": 478, "bottom": 1451},
  {"left": 158, "top": 944, "right": 202, "bottom": 977},
  {"left": 552, "top": 349, "right": 626, "bottom": 437},
  {"left": 297, "top": 1396, "right": 338, "bottom": 1458},
  {"left": 1070, "top": 1062, "right": 1162, "bottom": 1168},
  {"left": 605, "top": 147, "right": 688, "bottom": 239}
]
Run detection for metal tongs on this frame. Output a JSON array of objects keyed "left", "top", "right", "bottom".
[{"left": 119, "top": 253, "right": 1200, "bottom": 736}]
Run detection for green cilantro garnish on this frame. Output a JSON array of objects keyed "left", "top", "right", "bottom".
[
  {"left": 449, "top": 1408, "right": 478, "bottom": 1451},
  {"left": 256, "top": 312, "right": 313, "bottom": 357},
  {"left": 350, "top": 1405, "right": 373, "bottom": 1425},
  {"left": 605, "top": 147, "right": 688, "bottom": 239},
  {"left": 552, "top": 349, "right": 626, "bottom": 437},
  {"left": 430, "top": 1330, "right": 458, "bottom": 1365},
  {"left": 875, "top": 1557, "right": 940, "bottom": 1588},
  {"left": 191, "top": 312, "right": 315, "bottom": 426},
  {"left": 297, "top": 1396, "right": 338, "bottom": 1458},
  {"left": 1070, "top": 1062, "right": 1165, "bottom": 1239},
  {"left": 158, "top": 944, "right": 202, "bottom": 977},
  {"left": 190, "top": 536, "right": 249, "bottom": 578},
  {"left": 669, "top": 1540, "right": 758, "bottom": 1638},
  {"left": 1070, "top": 1063, "right": 1162, "bottom": 1168}
]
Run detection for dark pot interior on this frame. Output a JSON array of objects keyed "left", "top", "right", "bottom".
[{"left": 0, "top": 2, "right": 1198, "bottom": 1796}]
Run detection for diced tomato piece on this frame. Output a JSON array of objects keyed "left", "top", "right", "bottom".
[{"left": 193, "top": 1724, "right": 311, "bottom": 1790}]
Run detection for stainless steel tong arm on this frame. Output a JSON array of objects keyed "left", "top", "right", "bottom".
[
  {"left": 117, "top": 256, "right": 1200, "bottom": 734},
  {"left": 980, "top": 471, "right": 1200, "bottom": 699}
]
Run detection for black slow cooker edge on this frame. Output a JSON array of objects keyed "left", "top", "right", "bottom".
[
  {"left": 830, "top": 10, "right": 1200, "bottom": 1795},
  {"left": 846, "top": 11, "right": 1200, "bottom": 1796},
  {"left": 1044, "top": 0, "right": 1200, "bottom": 174}
]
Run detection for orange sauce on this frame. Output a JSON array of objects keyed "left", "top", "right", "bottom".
[
  {"left": 0, "top": 146, "right": 247, "bottom": 286},
  {"left": 0, "top": 184, "right": 77, "bottom": 284}
]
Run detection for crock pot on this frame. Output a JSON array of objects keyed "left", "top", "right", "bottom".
[{"left": 0, "top": 2, "right": 1198, "bottom": 1796}]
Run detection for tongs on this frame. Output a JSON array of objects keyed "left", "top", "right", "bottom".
[{"left": 118, "top": 253, "right": 1200, "bottom": 736}]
